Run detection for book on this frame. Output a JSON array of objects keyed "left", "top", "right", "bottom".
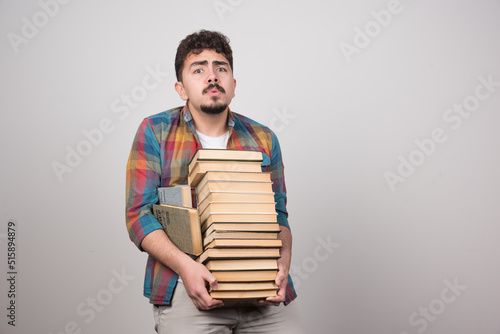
[
  {"left": 211, "top": 281, "right": 278, "bottom": 292},
  {"left": 196, "top": 171, "right": 272, "bottom": 191},
  {"left": 196, "top": 247, "right": 281, "bottom": 264},
  {"left": 157, "top": 185, "right": 192, "bottom": 208},
  {"left": 186, "top": 148, "right": 285, "bottom": 304},
  {"left": 199, "top": 202, "right": 277, "bottom": 224},
  {"left": 188, "top": 161, "right": 263, "bottom": 187},
  {"left": 205, "top": 238, "right": 283, "bottom": 249},
  {"left": 212, "top": 270, "right": 278, "bottom": 282},
  {"left": 152, "top": 204, "right": 202, "bottom": 256},
  {"left": 204, "top": 232, "right": 280, "bottom": 247},
  {"left": 201, "top": 212, "right": 278, "bottom": 228},
  {"left": 204, "top": 258, "right": 278, "bottom": 271},
  {"left": 216, "top": 296, "right": 277, "bottom": 308},
  {"left": 197, "top": 191, "right": 275, "bottom": 214},
  {"left": 201, "top": 212, "right": 278, "bottom": 232},
  {"left": 203, "top": 222, "right": 281, "bottom": 236},
  {"left": 189, "top": 149, "right": 263, "bottom": 169},
  {"left": 196, "top": 180, "right": 273, "bottom": 201},
  {"left": 209, "top": 289, "right": 277, "bottom": 299}
]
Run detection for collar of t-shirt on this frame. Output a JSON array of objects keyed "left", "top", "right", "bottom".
[{"left": 196, "top": 130, "right": 229, "bottom": 149}]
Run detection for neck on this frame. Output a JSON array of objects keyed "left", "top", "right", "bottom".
[{"left": 188, "top": 102, "right": 229, "bottom": 137}]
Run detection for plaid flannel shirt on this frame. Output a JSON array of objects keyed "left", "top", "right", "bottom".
[{"left": 126, "top": 104, "right": 297, "bottom": 305}]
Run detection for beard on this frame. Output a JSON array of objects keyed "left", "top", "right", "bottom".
[
  {"left": 200, "top": 99, "right": 228, "bottom": 115},
  {"left": 199, "top": 83, "right": 228, "bottom": 114}
]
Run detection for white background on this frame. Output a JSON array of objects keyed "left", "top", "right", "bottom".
[{"left": 1, "top": 0, "right": 500, "bottom": 333}]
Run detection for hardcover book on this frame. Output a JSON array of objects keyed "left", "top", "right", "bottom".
[
  {"left": 157, "top": 185, "right": 192, "bottom": 208},
  {"left": 196, "top": 171, "right": 272, "bottom": 191},
  {"left": 199, "top": 202, "right": 277, "bottom": 223},
  {"left": 189, "top": 148, "right": 263, "bottom": 169},
  {"left": 196, "top": 180, "right": 273, "bottom": 201},
  {"left": 196, "top": 247, "right": 281, "bottom": 264},
  {"left": 152, "top": 204, "right": 202, "bottom": 256},
  {"left": 204, "top": 258, "right": 279, "bottom": 271},
  {"left": 197, "top": 191, "right": 275, "bottom": 214},
  {"left": 188, "top": 161, "right": 263, "bottom": 187}
]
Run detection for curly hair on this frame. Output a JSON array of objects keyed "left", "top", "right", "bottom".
[{"left": 175, "top": 30, "right": 233, "bottom": 82}]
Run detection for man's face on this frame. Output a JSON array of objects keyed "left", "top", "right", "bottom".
[{"left": 175, "top": 49, "right": 236, "bottom": 115}]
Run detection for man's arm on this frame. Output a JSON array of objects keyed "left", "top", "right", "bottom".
[
  {"left": 126, "top": 118, "right": 222, "bottom": 310},
  {"left": 141, "top": 230, "right": 223, "bottom": 310},
  {"left": 259, "top": 130, "right": 293, "bottom": 306},
  {"left": 260, "top": 225, "right": 292, "bottom": 306}
]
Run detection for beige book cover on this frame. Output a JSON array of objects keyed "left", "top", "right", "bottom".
[
  {"left": 197, "top": 191, "right": 275, "bottom": 213},
  {"left": 212, "top": 270, "right": 278, "bottom": 282},
  {"left": 188, "top": 161, "right": 263, "bottom": 186},
  {"left": 196, "top": 171, "right": 271, "bottom": 191},
  {"left": 196, "top": 180, "right": 273, "bottom": 201},
  {"left": 204, "top": 238, "right": 282, "bottom": 249},
  {"left": 199, "top": 202, "right": 277, "bottom": 223},
  {"left": 203, "top": 231, "right": 279, "bottom": 247},
  {"left": 196, "top": 247, "right": 281, "bottom": 264},
  {"left": 203, "top": 222, "right": 281, "bottom": 236},
  {"left": 210, "top": 281, "right": 278, "bottom": 292},
  {"left": 152, "top": 204, "right": 202, "bottom": 256},
  {"left": 209, "top": 289, "right": 278, "bottom": 299},
  {"left": 201, "top": 212, "right": 278, "bottom": 229},
  {"left": 189, "top": 148, "right": 263, "bottom": 171},
  {"left": 204, "top": 258, "right": 278, "bottom": 271}
]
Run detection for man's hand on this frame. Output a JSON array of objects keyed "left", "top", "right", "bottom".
[
  {"left": 259, "top": 257, "right": 289, "bottom": 306},
  {"left": 259, "top": 225, "right": 292, "bottom": 307},
  {"left": 141, "top": 230, "right": 223, "bottom": 310},
  {"left": 179, "top": 261, "right": 224, "bottom": 310}
]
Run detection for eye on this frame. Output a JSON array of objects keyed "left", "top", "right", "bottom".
[
  {"left": 216, "top": 67, "right": 227, "bottom": 72},
  {"left": 194, "top": 68, "right": 204, "bottom": 74}
]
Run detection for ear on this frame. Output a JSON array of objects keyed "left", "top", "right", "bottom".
[
  {"left": 175, "top": 81, "right": 188, "bottom": 101},
  {"left": 232, "top": 78, "right": 237, "bottom": 98}
]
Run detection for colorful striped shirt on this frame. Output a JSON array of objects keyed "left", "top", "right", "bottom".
[{"left": 125, "top": 104, "right": 297, "bottom": 305}]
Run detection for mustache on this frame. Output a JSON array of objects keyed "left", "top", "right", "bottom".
[{"left": 202, "top": 83, "right": 225, "bottom": 94}]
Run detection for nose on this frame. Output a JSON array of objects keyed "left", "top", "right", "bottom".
[{"left": 207, "top": 68, "right": 219, "bottom": 84}]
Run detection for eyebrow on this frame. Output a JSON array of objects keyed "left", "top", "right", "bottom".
[
  {"left": 213, "top": 60, "right": 229, "bottom": 67},
  {"left": 189, "top": 60, "right": 229, "bottom": 68}
]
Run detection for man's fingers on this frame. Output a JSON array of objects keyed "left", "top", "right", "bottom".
[
  {"left": 207, "top": 276, "right": 219, "bottom": 291},
  {"left": 275, "top": 270, "right": 286, "bottom": 286},
  {"left": 259, "top": 277, "right": 287, "bottom": 306},
  {"left": 201, "top": 268, "right": 219, "bottom": 290},
  {"left": 191, "top": 286, "right": 223, "bottom": 310}
]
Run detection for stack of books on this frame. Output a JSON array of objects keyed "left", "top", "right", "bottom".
[{"left": 189, "top": 149, "right": 282, "bottom": 306}]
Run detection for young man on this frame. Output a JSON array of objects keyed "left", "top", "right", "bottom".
[{"left": 126, "top": 30, "right": 304, "bottom": 333}]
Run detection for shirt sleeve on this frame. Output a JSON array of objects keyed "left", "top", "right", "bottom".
[
  {"left": 126, "top": 118, "right": 164, "bottom": 250},
  {"left": 269, "top": 131, "right": 291, "bottom": 231}
]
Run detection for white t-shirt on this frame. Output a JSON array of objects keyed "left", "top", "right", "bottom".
[
  {"left": 196, "top": 130, "right": 229, "bottom": 149},
  {"left": 178, "top": 130, "right": 229, "bottom": 284}
]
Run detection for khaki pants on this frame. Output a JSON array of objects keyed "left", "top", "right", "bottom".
[{"left": 153, "top": 283, "right": 305, "bottom": 334}]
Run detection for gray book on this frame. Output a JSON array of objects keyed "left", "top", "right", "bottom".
[{"left": 157, "top": 185, "right": 192, "bottom": 208}]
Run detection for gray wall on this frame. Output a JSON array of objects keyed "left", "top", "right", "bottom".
[{"left": 1, "top": 0, "right": 499, "bottom": 333}]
